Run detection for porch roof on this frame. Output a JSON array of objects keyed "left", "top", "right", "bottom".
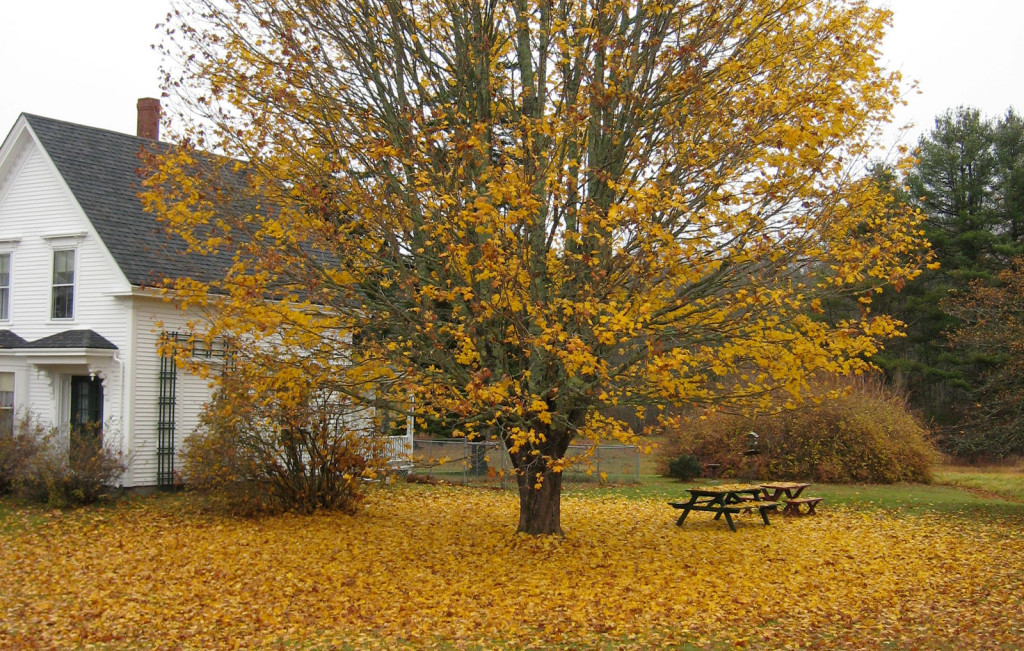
[{"left": 19, "top": 330, "right": 118, "bottom": 350}]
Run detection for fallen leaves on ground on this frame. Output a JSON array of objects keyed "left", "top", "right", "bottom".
[{"left": 2, "top": 487, "right": 1023, "bottom": 650}]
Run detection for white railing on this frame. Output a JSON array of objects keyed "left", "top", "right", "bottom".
[{"left": 383, "top": 432, "right": 414, "bottom": 468}]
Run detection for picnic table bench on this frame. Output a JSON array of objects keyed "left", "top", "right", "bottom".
[
  {"left": 669, "top": 484, "right": 780, "bottom": 532},
  {"left": 759, "top": 482, "right": 823, "bottom": 516},
  {"left": 781, "top": 496, "right": 824, "bottom": 515}
]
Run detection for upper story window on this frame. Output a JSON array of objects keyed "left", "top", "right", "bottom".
[
  {"left": 0, "top": 253, "right": 9, "bottom": 321},
  {"left": 51, "top": 249, "right": 76, "bottom": 320}
]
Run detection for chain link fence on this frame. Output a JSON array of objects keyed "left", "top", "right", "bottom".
[{"left": 411, "top": 438, "right": 640, "bottom": 488}]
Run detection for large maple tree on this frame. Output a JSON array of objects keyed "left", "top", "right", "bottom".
[{"left": 145, "top": 0, "right": 929, "bottom": 534}]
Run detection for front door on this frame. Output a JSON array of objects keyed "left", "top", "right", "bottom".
[{"left": 70, "top": 375, "right": 103, "bottom": 457}]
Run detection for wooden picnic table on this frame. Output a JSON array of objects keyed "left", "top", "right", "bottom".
[
  {"left": 669, "top": 483, "right": 779, "bottom": 532},
  {"left": 759, "top": 482, "right": 811, "bottom": 501},
  {"left": 759, "top": 482, "right": 823, "bottom": 515}
]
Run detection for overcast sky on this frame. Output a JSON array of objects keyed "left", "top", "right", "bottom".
[{"left": 1, "top": 1, "right": 1022, "bottom": 152}]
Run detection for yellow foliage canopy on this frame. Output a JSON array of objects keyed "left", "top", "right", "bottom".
[{"left": 144, "top": 0, "right": 931, "bottom": 533}]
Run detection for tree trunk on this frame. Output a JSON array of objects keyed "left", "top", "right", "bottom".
[{"left": 515, "top": 462, "right": 564, "bottom": 536}]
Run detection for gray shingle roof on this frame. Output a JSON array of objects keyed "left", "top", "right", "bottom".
[
  {"left": 0, "top": 330, "right": 28, "bottom": 349},
  {"left": 20, "top": 329, "right": 118, "bottom": 350},
  {"left": 22, "top": 114, "right": 231, "bottom": 287}
]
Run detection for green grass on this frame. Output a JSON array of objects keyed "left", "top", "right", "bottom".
[
  {"left": 812, "top": 481, "right": 1024, "bottom": 519},
  {"left": 934, "top": 465, "right": 1024, "bottom": 501},
  {"left": 0, "top": 498, "right": 48, "bottom": 534},
  {"left": 564, "top": 470, "right": 1024, "bottom": 521}
]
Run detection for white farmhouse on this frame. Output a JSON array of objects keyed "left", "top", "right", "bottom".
[{"left": 0, "top": 100, "right": 412, "bottom": 487}]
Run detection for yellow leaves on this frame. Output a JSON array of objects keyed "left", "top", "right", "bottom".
[
  {"left": 2, "top": 492, "right": 1023, "bottom": 649},
  {"left": 454, "top": 334, "right": 481, "bottom": 366},
  {"left": 143, "top": 0, "right": 936, "bottom": 497},
  {"left": 531, "top": 398, "right": 552, "bottom": 425}
]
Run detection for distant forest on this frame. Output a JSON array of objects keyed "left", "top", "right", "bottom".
[{"left": 869, "top": 106, "right": 1024, "bottom": 458}]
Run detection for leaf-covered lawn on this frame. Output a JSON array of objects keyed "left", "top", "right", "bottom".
[{"left": 2, "top": 486, "right": 1024, "bottom": 650}]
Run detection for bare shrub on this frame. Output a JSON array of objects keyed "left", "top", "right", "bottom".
[
  {"left": 0, "top": 413, "right": 40, "bottom": 495},
  {"left": 11, "top": 415, "right": 126, "bottom": 508}
]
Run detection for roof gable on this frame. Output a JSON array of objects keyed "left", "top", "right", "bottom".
[{"left": 18, "top": 114, "right": 229, "bottom": 287}]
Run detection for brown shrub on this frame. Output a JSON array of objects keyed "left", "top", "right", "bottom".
[
  {"left": 7, "top": 414, "right": 126, "bottom": 507},
  {"left": 182, "top": 366, "right": 374, "bottom": 517},
  {"left": 663, "top": 376, "right": 939, "bottom": 484},
  {"left": 0, "top": 418, "right": 39, "bottom": 495}
]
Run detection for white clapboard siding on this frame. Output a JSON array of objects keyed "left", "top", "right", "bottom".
[
  {"left": 0, "top": 136, "right": 132, "bottom": 453},
  {"left": 127, "top": 297, "right": 215, "bottom": 486},
  {"left": 0, "top": 140, "right": 133, "bottom": 340},
  {"left": 0, "top": 128, "right": 405, "bottom": 486}
]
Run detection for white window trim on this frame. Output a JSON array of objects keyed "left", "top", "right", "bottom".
[
  {"left": 0, "top": 240, "right": 19, "bottom": 324},
  {"left": 0, "top": 250, "right": 11, "bottom": 323},
  {"left": 49, "top": 247, "right": 78, "bottom": 322},
  {"left": 44, "top": 234, "right": 85, "bottom": 324},
  {"left": 41, "top": 232, "right": 86, "bottom": 246}
]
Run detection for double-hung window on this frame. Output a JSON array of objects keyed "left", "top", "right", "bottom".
[
  {"left": 52, "top": 249, "right": 76, "bottom": 320},
  {"left": 0, "top": 253, "right": 9, "bottom": 321}
]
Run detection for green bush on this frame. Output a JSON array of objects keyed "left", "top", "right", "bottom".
[
  {"left": 664, "top": 376, "right": 939, "bottom": 484},
  {"left": 666, "top": 454, "right": 702, "bottom": 481}
]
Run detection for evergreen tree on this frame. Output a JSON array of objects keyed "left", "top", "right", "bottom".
[
  {"left": 906, "top": 107, "right": 998, "bottom": 281},
  {"left": 869, "top": 161, "right": 962, "bottom": 422},
  {"left": 992, "top": 109, "right": 1024, "bottom": 257}
]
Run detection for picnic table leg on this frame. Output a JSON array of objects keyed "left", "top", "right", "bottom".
[
  {"left": 676, "top": 496, "right": 701, "bottom": 526},
  {"left": 712, "top": 497, "right": 727, "bottom": 520},
  {"left": 675, "top": 507, "right": 692, "bottom": 526},
  {"left": 723, "top": 510, "right": 737, "bottom": 532},
  {"left": 758, "top": 506, "right": 772, "bottom": 526}
]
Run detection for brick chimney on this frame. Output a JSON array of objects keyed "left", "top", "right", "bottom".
[{"left": 136, "top": 97, "right": 161, "bottom": 140}]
